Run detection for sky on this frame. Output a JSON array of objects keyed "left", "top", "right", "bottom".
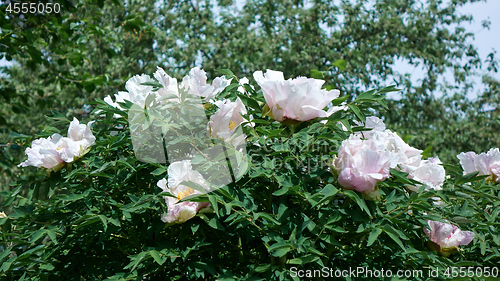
[
  {"left": 1, "top": 0, "right": 499, "bottom": 99},
  {"left": 388, "top": 0, "right": 500, "bottom": 100}
]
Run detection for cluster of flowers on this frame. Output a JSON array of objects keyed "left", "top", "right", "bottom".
[
  {"left": 18, "top": 118, "right": 96, "bottom": 172},
  {"left": 102, "top": 68, "right": 347, "bottom": 223},
  {"left": 331, "top": 117, "right": 500, "bottom": 254},
  {"left": 332, "top": 116, "right": 445, "bottom": 196},
  {"left": 457, "top": 148, "right": 500, "bottom": 183},
  {"left": 19, "top": 66, "right": 490, "bottom": 255}
]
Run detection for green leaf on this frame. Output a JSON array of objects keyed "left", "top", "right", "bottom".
[
  {"left": 216, "top": 68, "right": 236, "bottom": 79},
  {"left": 456, "top": 171, "right": 489, "bottom": 184},
  {"left": 347, "top": 104, "right": 365, "bottom": 123},
  {"left": 30, "top": 229, "right": 46, "bottom": 243},
  {"left": 207, "top": 194, "right": 219, "bottom": 217},
  {"left": 344, "top": 190, "right": 371, "bottom": 217},
  {"left": 310, "top": 69, "right": 323, "bottom": 79},
  {"left": 140, "top": 81, "right": 163, "bottom": 88},
  {"left": 383, "top": 225, "right": 405, "bottom": 250},
  {"left": 367, "top": 228, "right": 383, "bottom": 246},
  {"left": 332, "top": 59, "right": 347, "bottom": 71},
  {"left": 331, "top": 95, "right": 349, "bottom": 106},
  {"left": 46, "top": 229, "right": 58, "bottom": 244},
  {"left": 149, "top": 250, "right": 165, "bottom": 265},
  {"left": 287, "top": 255, "right": 319, "bottom": 265},
  {"left": 151, "top": 167, "right": 167, "bottom": 176}
]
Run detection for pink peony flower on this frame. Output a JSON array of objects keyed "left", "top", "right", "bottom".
[
  {"left": 457, "top": 148, "right": 500, "bottom": 182},
  {"left": 253, "top": 69, "right": 341, "bottom": 122},
  {"left": 334, "top": 138, "right": 398, "bottom": 194},
  {"left": 424, "top": 220, "right": 474, "bottom": 256}
]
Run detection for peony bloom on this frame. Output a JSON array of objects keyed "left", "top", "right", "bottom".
[
  {"left": 253, "top": 69, "right": 341, "bottom": 122},
  {"left": 424, "top": 220, "right": 474, "bottom": 256},
  {"left": 67, "top": 117, "right": 96, "bottom": 155},
  {"left": 180, "top": 67, "right": 231, "bottom": 101},
  {"left": 157, "top": 160, "right": 211, "bottom": 224},
  {"left": 353, "top": 116, "right": 386, "bottom": 139},
  {"left": 154, "top": 66, "right": 179, "bottom": 99},
  {"left": 104, "top": 73, "right": 155, "bottom": 110},
  {"left": 207, "top": 97, "right": 250, "bottom": 147},
  {"left": 333, "top": 138, "right": 398, "bottom": 194},
  {"left": 457, "top": 148, "right": 500, "bottom": 182},
  {"left": 105, "top": 67, "right": 231, "bottom": 110},
  {"left": 351, "top": 117, "right": 422, "bottom": 174},
  {"left": 237, "top": 77, "right": 254, "bottom": 95},
  {"left": 18, "top": 118, "right": 96, "bottom": 172},
  {"left": 408, "top": 157, "right": 446, "bottom": 191}
]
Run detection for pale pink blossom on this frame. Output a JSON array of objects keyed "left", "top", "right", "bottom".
[
  {"left": 104, "top": 73, "right": 155, "bottom": 110},
  {"left": 352, "top": 117, "right": 422, "bottom": 174},
  {"left": 253, "top": 69, "right": 341, "bottom": 122},
  {"left": 18, "top": 118, "right": 95, "bottom": 171},
  {"left": 457, "top": 148, "right": 500, "bottom": 182},
  {"left": 408, "top": 157, "right": 446, "bottom": 191},
  {"left": 207, "top": 98, "right": 250, "bottom": 147},
  {"left": 424, "top": 220, "right": 474, "bottom": 254},
  {"left": 334, "top": 138, "right": 398, "bottom": 193},
  {"left": 157, "top": 160, "right": 211, "bottom": 224},
  {"left": 180, "top": 67, "right": 231, "bottom": 101}
]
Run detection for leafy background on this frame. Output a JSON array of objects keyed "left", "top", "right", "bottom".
[{"left": 1, "top": 0, "right": 499, "bottom": 280}]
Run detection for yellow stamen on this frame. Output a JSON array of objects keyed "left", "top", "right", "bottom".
[
  {"left": 228, "top": 120, "right": 237, "bottom": 131},
  {"left": 177, "top": 188, "right": 194, "bottom": 200}
]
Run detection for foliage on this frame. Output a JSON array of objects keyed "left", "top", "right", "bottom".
[
  {"left": 1, "top": 68, "right": 500, "bottom": 280},
  {"left": 1, "top": 0, "right": 500, "bottom": 279}
]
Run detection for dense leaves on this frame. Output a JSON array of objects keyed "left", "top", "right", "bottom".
[
  {"left": 0, "top": 70, "right": 499, "bottom": 280},
  {"left": 0, "top": 0, "right": 500, "bottom": 280}
]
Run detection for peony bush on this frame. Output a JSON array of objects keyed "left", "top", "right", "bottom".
[{"left": 2, "top": 67, "right": 500, "bottom": 280}]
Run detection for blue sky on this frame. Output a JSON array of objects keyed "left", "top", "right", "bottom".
[{"left": 388, "top": 0, "right": 500, "bottom": 100}]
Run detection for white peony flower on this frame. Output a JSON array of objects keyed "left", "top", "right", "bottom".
[
  {"left": 237, "top": 77, "right": 254, "bottom": 95},
  {"left": 18, "top": 118, "right": 96, "bottom": 171},
  {"left": 104, "top": 73, "right": 155, "bottom": 110},
  {"left": 180, "top": 67, "right": 231, "bottom": 101},
  {"left": 207, "top": 97, "right": 250, "bottom": 147},
  {"left": 408, "top": 156, "right": 446, "bottom": 191},
  {"left": 124, "top": 74, "right": 155, "bottom": 106},
  {"left": 253, "top": 69, "right": 341, "bottom": 122},
  {"left": 105, "top": 67, "right": 231, "bottom": 111},
  {"left": 67, "top": 117, "right": 96, "bottom": 154},
  {"left": 457, "top": 148, "right": 500, "bottom": 182},
  {"left": 154, "top": 66, "right": 179, "bottom": 99},
  {"left": 157, "top": 160, "right": 211, "bottom": 224}
]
